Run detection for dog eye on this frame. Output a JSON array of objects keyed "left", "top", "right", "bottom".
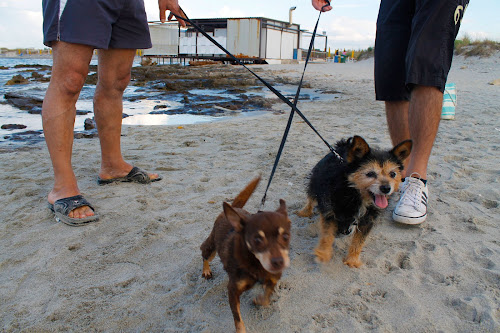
[
  {"left": 366, "top": 171, "right": 377, "bottom": 178},
  {"left": 389, "top": 171, "right": 397, "bottom": 178},
  {"left": 282, "top": 233, "right": 290, "bottom": 242},
  {"left": 254, "top": 236, "right": 263, "bottom": 245}
]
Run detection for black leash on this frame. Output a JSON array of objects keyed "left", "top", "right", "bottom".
[
  {"left": 170, "top": 3, "right": 342, "bottom": 207},
  {"left": 259, "top": 3, "right": 338, "bottom": 209}
]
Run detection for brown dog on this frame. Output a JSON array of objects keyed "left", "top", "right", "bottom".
[{"left": 200, "top": 176, "right": 291, "bottom": 333}]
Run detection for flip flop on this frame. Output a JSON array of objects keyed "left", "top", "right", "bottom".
[
  {"left": 48, "top": 195, "right": 99, "bottom": 226},
  {"left": 97, "top": 166, "right": 163, "bottom": 185}
]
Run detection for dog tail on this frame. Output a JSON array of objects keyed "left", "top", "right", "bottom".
[{"left": 231, "top": 176, "right": 261, "bottom": 209}]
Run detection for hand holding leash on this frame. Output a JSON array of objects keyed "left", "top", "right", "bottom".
[
  {"left": 312, "top": 0, "right": 332, "bottom": 12},
  {"left": 158, "top": 0, "right": 187, "bottom": 27}
]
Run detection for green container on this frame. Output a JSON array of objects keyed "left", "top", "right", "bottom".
[{"left": 340, "top": 55, "right": 346, "bottom": 63}]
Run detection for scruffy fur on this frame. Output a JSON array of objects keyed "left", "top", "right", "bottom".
[
  {"left": 200, "top": 176, "right": 291, "bottom": 333},
  {"left": 297, "top": 136, "right": 412, "bottom": 267}
]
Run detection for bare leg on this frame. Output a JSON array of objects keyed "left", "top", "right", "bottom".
[
  {"left": 94, "top": 49, "right": 159, "bottom": 181},
  {"left": 385, "top": 100, "right": 410, "bottom": 176},
  {"left": 406, "top": 86, "right": 443, "bottom": 179},
  {"left": 385, "top": 86, "right": 442, "bottom": 179},
  {"left": 43, "top": 41, "right": 95, "bottom": 219}
]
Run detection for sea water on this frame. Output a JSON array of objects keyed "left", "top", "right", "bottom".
[{"left": 0, "top": 57, "right": 340, "bottom": 147}]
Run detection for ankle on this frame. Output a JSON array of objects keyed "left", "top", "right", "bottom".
[{"left": 404, "top": 176, "right": 427, "bottom": 185}]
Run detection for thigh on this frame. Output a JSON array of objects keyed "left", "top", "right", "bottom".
[
  {"left": 97, "top": 49, "right": 136, "bottom": 88},
  {"left": 374, "top": 0, "right": 414, "bottom": 101},
  {"left": 51, "top": 41, "right": 94, "bottom": 88},
  {"left": 406, "top": 0, "right": 469, "bottom": 92}
]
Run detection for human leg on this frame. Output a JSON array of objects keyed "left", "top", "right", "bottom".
[
  {"left": 94, "top": 48, "right": 159, "bottom": 181},
  {"left": 392, "top": 86, "right": 442, "bottom": 224},
  {"left": 42, "top": 41, "right": 95, "bottom": 219},
  {"left": 406, "top": 86, "right": 443, "bottom": 179},
  {"left": 385, "top": 101, "right": 410, "bottom": 176}
]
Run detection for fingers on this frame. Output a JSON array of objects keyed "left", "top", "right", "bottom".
[
  {"left": 312, "top": 0, "right": 332, "bottom": 12},
  {"left": 170, "top": 7, "right": 187, "bottom": 27},
  {"left": 158, "top": 0, "right": 187, "bottom": 27}
]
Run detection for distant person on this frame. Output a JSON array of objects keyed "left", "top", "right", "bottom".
[
  {"left": 42, "top": 0, "right": 186, "bottom": 226},
  {"left": 312, "top": 0, "right": 468, "bottom": 225}
]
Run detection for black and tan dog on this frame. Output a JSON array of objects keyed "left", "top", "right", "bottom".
[
  {"left": 201, "top": 176, "right": 291, "bottom": 333},
  {"left": 297, "top": 136, "right": 412, "bottom": 268}
]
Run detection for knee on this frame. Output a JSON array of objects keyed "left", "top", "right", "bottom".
[
  {"left": 97, "top": 72, "right": 131, "bottom": 94},
  {"left": 57, "top": 70, "right": 88, "bottom": 96}
]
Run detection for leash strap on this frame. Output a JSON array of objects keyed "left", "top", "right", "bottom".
[
  {"left": 260, "top": 8, "right": 324, "bottom": 209},
  {"left": 170, "top": 10, "right": 338, "bottom": 154},
  {"left": 169, "top": 3, "right": 342, "bottom": 208}
]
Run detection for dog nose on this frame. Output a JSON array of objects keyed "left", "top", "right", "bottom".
[
  {"left": 380, "top": 185, "right": 391, "bottom": 194},
  {"left": 271, "top": 257, "right": 284, "bottom": 269}
]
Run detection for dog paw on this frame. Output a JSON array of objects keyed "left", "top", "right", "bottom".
[
  {"left": 343, "top": 257, "right": 362, "bottom": 268},
  {"left": 202, "top": 270, "right": 213, "bottom": 279},
  {"left": 253, "top": 294, "right": 270, "bottom": 306},
  {"left": 314, "top": 248, "right": 332, "bottom": 263},
  {"left": 235, "top": 322, "right": 247, "bottom": 333},
  {"left": 296, "top": 209, "right": 312, "bottom": 218}
]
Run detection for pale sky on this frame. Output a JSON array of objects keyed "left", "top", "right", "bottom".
[{"left": 0, "top": 0, "right": 498, "bottom": 50}]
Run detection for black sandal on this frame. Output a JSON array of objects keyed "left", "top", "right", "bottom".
[
  {"left": 48, "top": 195, "right": 99, "bottom": 226},
  {"left": 97, "top": 166, "right": 162, "bottom": 185}
]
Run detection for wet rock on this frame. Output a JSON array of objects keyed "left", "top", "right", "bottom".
[
  {"left": 30, "top": 71, "right": 50, "bottom": 82},
  {"left": 6, "top": 74, "right": 29, "bottom": 85},
  {"left": 31, "top": 71, "right": 44, "bottom": 79},
  {"left": 130, "top": 64, "right": 257, "bottom": 91},
  {"left": 244, "top": 96, "right": 275, "bottom": 109},
  {"left": 215, "top": 103, "right": 239, "bottom": 111},
  {"left": 84, "top": 118, "right": 96, "bottom": 130},
  {"left": 3, "top": 130, "right": 43, "bottom": 143},
  {"left": 225, "top": 88, "right": 247, "bottom": 94},
  {"left": 1, "top": 124, "right": 27, "bottom": 130},
  {"left": 153, "top": 104, "right": 168, "bottom": 110},
  {"left": 0, "top": 66, "right": 8, "bottom": 70},
  {"left": 74, "top": 131, "right": 98, "bottom": 139},
  {"left": 122, "top": 113, "right": 130, "bottom": 119},
  {"left": 85, "top": 73, "right": 98, "bottom": 85},
  {"left": 14, "top": 64, "right": 51, "bottom": 69},
  {"left": 76, "top": 110, "right": 91, "bottom": 115},
  {"left": 28, "top": 107, "right": 42, "bottom": 115},
  {"left": 4, "top": 92, "right": 43, "bottom": 111}
]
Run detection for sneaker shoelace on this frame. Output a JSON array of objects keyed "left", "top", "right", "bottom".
[{"left": 400, "top": 178, "right": 424, "bottom": 209}]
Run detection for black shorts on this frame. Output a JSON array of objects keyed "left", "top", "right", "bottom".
[
  {"left": 42, "top": 0, "right": 152, "bottom": 50},
  {"left": 374, "top": 0, "right": 469, "bottom": 101}
]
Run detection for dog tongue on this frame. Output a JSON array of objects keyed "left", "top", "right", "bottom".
[{"left": 375, "top": 195, "right": 388, "bottom": 209}]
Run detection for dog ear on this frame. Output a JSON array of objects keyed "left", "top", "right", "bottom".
[
  {"left": 276, "top": 199, "right": 287, "bottom": 216},
  {"left": 391, "top": 140, "right": 412, "bottom": 162},
  {"left": 223, "top": 202, "right": 245, "bottom": 232},
  {"left": 347, "top": 136, "right": 370, "bottom": 162}
]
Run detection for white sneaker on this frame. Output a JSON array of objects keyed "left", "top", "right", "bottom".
[{"left": 393, "top": 177, "right": 428, "bottom": 225}]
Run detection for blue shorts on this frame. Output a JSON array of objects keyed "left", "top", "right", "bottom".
[
  {"left": 42, "top": 0, "right": 152, "bottom": 49},
  {"left": 374, "top": 0, "right": 469, "bottom": 100}
]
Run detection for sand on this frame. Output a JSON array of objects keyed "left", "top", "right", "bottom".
[{"left": 1, "top": 53, "right": 499, "bottom": 332}]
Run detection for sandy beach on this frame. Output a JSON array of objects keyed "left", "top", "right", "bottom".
[{"left": 1, "top": 53, "right": 499, "bottom": 332}]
